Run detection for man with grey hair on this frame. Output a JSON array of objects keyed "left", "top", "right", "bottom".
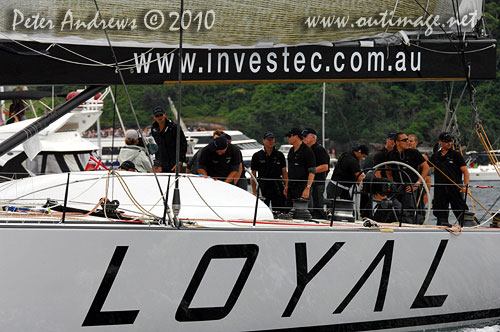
[{"left": 408, "top": 133, "right": 431, "bottom": 204}]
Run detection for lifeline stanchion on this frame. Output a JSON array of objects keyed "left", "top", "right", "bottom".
[
  {"left": 61, "top": 173, "right": 70, "bottom": 223},
  {"left": 253, "top": 183, "right": 260, "bottom": 227},
  {"left": 163, "top": 175, "right": 171, "bottom": 226}
]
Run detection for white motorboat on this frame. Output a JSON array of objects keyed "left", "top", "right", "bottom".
[
  {"left": 469, "top": 164, "right": 500, "bottom": 181},
  {"left": 0, "top": 90, "right": 106, "bottom": 178}
]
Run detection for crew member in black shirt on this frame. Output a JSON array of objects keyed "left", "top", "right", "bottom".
[
  {"left": 429, "top": 132, "right": 470, "bottom": 226},
  {"left": 386, "top": 132, "right": 430, "bottom": 224},
  {"left": 386, "top": 132, "right": 430, "bottom": 187},
  {"left": 251, "top": 131, "right": 288, "bottom": 212},
  {"left": 373, "top": 131, "right": 396, "bottom": 178},
  {"left": 302, "top": 128, "right": 329, "bottom": 219},
  {"left": 327, "top": 145, "right": 369, "bottom": 200},
  {"left": 151, "top": 106, "right": 187, "bottom": 172},
  {"left": 284, "top": 128, "right": 316, "bottom": 203},
  {"left": 198, "top": 135, "right": 242, "bottom": 184}
]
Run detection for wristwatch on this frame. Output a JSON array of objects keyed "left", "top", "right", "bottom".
[{"left": 306, "top": 185, "right": 311, "bottom": 189}]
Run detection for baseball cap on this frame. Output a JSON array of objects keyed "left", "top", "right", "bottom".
[
  {"left": 387, "top": 131, "right": 397, "bottom": 139},
  {"left": 286, "top": 128, "right": 303, "bottom": 138},
  {"left": 210, "top": 135, "right": 229, "bottom": 151},
  {"left": 152, "top": 106, "right": 165, "bottom": 116},
  {"left": 125, "top": 129, "right": 139, "bottom": 141},
  {"left": 302, "top": 128, "right": 317, "bottom": 136},
  {"left": 153, "top": 159, "right": 162, "bottom": 167},
  {"left": 120, "top": 160, "right": 137, "bottom": 171},
  {"left": 354, "top": 144, "right": 370, "bottom": 155},
  {"left": 263, "top": 131, "right": 275, "bottom": 139},
  {"left": 439, "top": 132, "right": 453, "bottom": 142}
]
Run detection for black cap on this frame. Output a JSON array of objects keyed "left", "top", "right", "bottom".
[
  {"left": 302, "top": 128, "right": 317, "bottom": 136},
  {"left": 223, "top": 133, "right": 232, "bottom": 141},
  {"left": 387, "top": 131, "right": 397, "bottom": 139},
  {"left": 120, "top": 160, "right": 137, "bottom": 171},
  {"left": 153, "top": 106, "right": 165, "bottom": 116},
  {"left": 286, "top": 128, "right": 303, "bottom": 138},
  {"left": 439, "top": 132, "right": 453, "bottom": 142},
  {"left": 210, "top": 136, "right": 229, "bottom": 151},
  {"left": 263, "top": 131, "right": 275, "bottom": 139},
  {"left": 153, "top": 159, "right": 162, "bottom": 167},
  {"left": 354, "top": 144, "right": 370, "bottom": 155}
]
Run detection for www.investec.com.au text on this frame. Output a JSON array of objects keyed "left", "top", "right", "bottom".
[{"left": 133, "top": 48, "right": 422, "bottom": 75}]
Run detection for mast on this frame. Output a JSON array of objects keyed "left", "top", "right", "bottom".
[{"left": 172, "top": 0, "right": 184, "bottom": 228}]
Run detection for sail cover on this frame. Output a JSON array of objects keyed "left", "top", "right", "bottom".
[
  {"left": 1, "top": 0, "right": 483, "bottom": 47},
  {"left": 0, "top": 0, "right": 495, "bottom": 84}
]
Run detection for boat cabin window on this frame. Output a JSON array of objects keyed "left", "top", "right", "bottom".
[
  {"left": 24, "top": 152, "right": 90, "bottom": 175},
  {"left": 194, "top": 136, "right": 213, "bottom": 144}
]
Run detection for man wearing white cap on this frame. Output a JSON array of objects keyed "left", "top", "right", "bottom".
[{"left": 118, "top": 129, "right": 152, "bottom": 173}]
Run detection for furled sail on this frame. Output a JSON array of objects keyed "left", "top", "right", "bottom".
[
  {"left": 1, "top": 0, "right": 483, "bottom": 48},
  {"left": 0, "top": 0, "right": 494, "bottom": 85}
]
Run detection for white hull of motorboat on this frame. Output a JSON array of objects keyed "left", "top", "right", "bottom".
[
  {"left": 0, "top": 224, "right": 497, "bottom": 331},
  {"left": 469, "top": 164, "right": 500, "bottom": 181}
]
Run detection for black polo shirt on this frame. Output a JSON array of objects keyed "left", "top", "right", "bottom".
[
  {"left": 251, "top": 147, "right": 286, "bottom": 181},
  {"left": 386, "top": 148, "right": 425, "bottom": 183},
  {"left": 287, "top": 143, "right": 316, "bottom": 182},
  {"left": 310, "top": 143, "right": 330, "bottom": 181},
  {"left": 373, "top": 147, "right": 389, "bottom": 178},
  {"left": 198, "top": 144, "right": 242, "bottom": 180},
  {"left": 430, "top": 149, "right": 466, "bottom": 185},
  {"left": 331, "top": 151, "right": 361, "bottom": 188}
]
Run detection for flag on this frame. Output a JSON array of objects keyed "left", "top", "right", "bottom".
[{"left": 85, "top": 154, "right": 109, "bottom": 171}]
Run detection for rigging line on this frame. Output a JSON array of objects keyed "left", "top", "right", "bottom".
[
  {"left": 442, "top": 82, "right": 454, "bottom": 132},
  {"left": 112, "top": 172, "right": 159, "bottom": 218},
  {"left": 92, "top": 0, "right": 171, "bottom": 225},
  {"left": 416, "top": 0, "right": 432, "bottom": 40},
  {"left": 0, "top": 31, "right": 174, "bottom": 70},
  {"left": 477, "top": 55, "right": 500, "bottom": 113},
  {"left": 52, "top": 43, "right": 177, "bottom": 71},
  {"left": 409, "top": 43, "right": 495, "bottom": 55},
  {"left": 110, "top": 84, "right": 117, "bottom": 170},
  {"left": 479, "top": 194, "right": 500, "bottom": 222},
  {"left": 411, "top": 0, "right": 462, "bottom": 53},
  {"left": 45, "top": 39, "right": 158, "bottom": 68},
  {"left": 449, "top": 0, "right": 479, "bottom": 127},
  {"left": 329, "top": 85, "right": 353, "bottom": 146},
  {"left": 51, "top": 43, "right": 156, "bottom": 67},
  {"left": 384, "top": 0, "right": 400, "bottom": 35}
]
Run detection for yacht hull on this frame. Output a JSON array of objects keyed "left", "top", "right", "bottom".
[{"left": 0, "top": 224, "right": 499, "bottom": 331}]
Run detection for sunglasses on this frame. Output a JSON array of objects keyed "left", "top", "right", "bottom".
[
  {"left": 397, "top": 138, "right": 409, "bottom": 142},
  {"left": 153, "top": 113, "right": 165, "bottom": 118}
]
